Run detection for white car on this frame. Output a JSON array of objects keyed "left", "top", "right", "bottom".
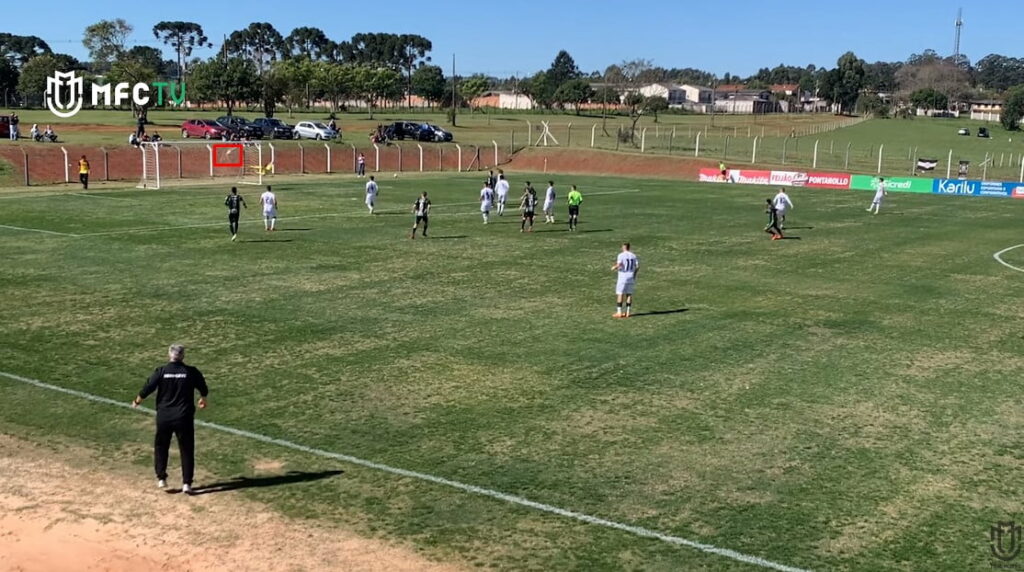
[{"left": 294, "top": 121, "right": 339, "bottom": 140}]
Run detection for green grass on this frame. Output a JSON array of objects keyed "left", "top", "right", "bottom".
[{"left": 1, "top": 173, "right": 1023, "bottom": 570}]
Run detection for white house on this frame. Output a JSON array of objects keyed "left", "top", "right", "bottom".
[
  {"left": 679, "top": 84, "right": 713, "bottom": 104},
  {"left": 638, "top": 83, "right": 713, "bottom": 106},
  {"left": 471, "top": 91, "right": 534, "bottom": 110}
]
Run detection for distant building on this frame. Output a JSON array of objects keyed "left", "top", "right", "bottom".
[
  {"left": 471, "top": 91, "right": 534, "bottom": 110},
  {"left": 713, "top": 90, "right": 779, "bottom": 114},
  {"left": 970, "top": 99, "right": 1003, "bottom": 122},
  {"left": 679, "top": 84, "right": 713, "bottom": 104},
  {"left": 638, "top": 83, "right": 687, "bottom": 105},
  {"left": 770, "top": 84, "right": 799, "bottom": 97}
]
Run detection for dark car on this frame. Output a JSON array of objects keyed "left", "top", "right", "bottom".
[
  {"left": 216, "top": 116, "right": 264, "bottom": 139},
  {"left": 978, "top": 127, "right": 991, "bottom": 138},
  {"left": 252, "top": 117, "right": 295, "bottom": 139},
  {"left": 386, "top": 120, "right": 433, "bottom": 141},
  {"left": 425, "top": 124, "right": 453, "bottom": 142}
]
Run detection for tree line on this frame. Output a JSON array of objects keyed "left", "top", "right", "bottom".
[{"left": 3, "top": 23, "right": 1024, "bottom": 128}]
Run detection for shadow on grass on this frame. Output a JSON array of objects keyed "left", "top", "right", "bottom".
[
  {"left": 781, "top": 226, "right": 814, "bottom": 230},
  {"left": 181, "top": 470, "right": 344, "bottom": 496},
  {"left": 630, "top": 308, "right": 689, "bottom": 318},
  {"left": 244, "top": 239, "right": 294, "bottom": 243},
  {"left": 278, "top": 228, "right": 312, "bottom": 232},
  {"left": 580, "top": 229, "right": 613, "bottom": 234},
  {"left": 426, "top": 235, "right": 469, "bottom": 240}
]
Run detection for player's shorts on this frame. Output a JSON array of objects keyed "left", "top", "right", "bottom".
[
  {"left": 415, "top": 215, "right": 428, "bottom": 225},
  {"left": 568, "top": 205, "right": 580, "bottom": 217},
  {"left": 365, "top": 195, "right": 375, "bottom": 205},
  {"left": 480, "top": 203, "right": 490, "bottom": 213},
  {"left": 263, "top": 208, "right": 277, "bottom": 218},
  {"left": 523, "top": 210, "right": 535, "bottom": 218},
  {"left": 228, "top": 211, "right": 239, "bottom": 222},
  {"left": 496, "top": 192, "right": 508, "bottom": 204},
  {"left": 872, "top": 196, "right": 884, "bottom": 205},
  {"left": 616, "top": 277, "right": 636, "bottom": 295},
  {"left": 543, "top": 200, "right": 554, "bottom": 212}
]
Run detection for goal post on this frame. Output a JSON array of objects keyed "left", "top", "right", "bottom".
[{"left": 137, "top": 140, "right": 265, "bottom": 189}]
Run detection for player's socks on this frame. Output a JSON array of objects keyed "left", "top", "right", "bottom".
[{"left": 625, "top": 304, "right": 631, "bottom": 316}]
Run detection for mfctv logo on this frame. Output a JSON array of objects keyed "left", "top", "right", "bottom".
[{"left": 44, "top": 71, "right": 185, "bottom": 119}]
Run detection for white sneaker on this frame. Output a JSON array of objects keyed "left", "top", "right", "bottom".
[
  {"left": 182, "top": 483, "right": 193, "bottom": 495},
  {"left": 157, "top": 479, "right": 167, "bottom": 489},
  {"left": 231, "top": 234, "right": 237, "bottom": 241}
]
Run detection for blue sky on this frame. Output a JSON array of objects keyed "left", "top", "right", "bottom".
[{"left": 4, "top": 1, "right": 1012, "bottom": 77}]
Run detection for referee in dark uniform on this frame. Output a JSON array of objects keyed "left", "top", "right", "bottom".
[{"left": 132, "top": 344, "right": 208, "bottom": 494}]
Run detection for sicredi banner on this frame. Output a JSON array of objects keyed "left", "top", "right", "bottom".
[{"left": 850, "top": 175, "right": 933, "bottom": 193}]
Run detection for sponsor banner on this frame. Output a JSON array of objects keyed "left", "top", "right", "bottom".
[
  {"left": 932, "top": 179, "right": 1012, "bottom": 197},
  {"left": 726, "top": 169, "right": 771, "bottom": 185},
  {"left": 804, "top": 172, "right": 851, "bottom": 189},
  {"left": 770, "top": 171, "right": 810, "bottom": 187},
  {"left": 850, "top": 175, "right": 932, "bottom": 193},
  {"left": 1009, "top": 184, "right": 1024, "bottom": 199},
  {"left": 698, "top": 168, "right": 723, "bottom": 182}
]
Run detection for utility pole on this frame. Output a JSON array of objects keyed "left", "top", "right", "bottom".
[{"left": 451, "top": 53, "right": 457, "bottom": 126}]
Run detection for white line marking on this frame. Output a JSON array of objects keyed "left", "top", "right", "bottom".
[
  {"left": 0, "top": 223, "right": 78, "bottom": 237},
  {"left": 72, "top": 193, "right": 132, "bottom": 201},
  {"left": 994, "top": 244, "right": 1024, "bottom": 273},
  {"left": 0, "top": 370, "right": 808, "bottom": 572}
]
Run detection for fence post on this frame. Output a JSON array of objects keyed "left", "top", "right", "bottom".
[
  {"left": 669, "top": 127, "right": 675, "bottom": 154},
  {"left": 591, "top": 124, "right": 597, "bottom": 148},
  {"left": 877, "top": 144, "right": 884, "bottom": 174},
  {"left": 983, "top": 153, "right": 990, "bottom": 181},
  {"left": 206, "top": 144, "right": 213, "bottom": 177},
  {"left": 438, "top": 147, "right": 442, "bottom": 171},
  {"left": 733, "top": 126, "right": 737, "bottom": 137},
  {"left": 174, "top": 146, "right": 182, "bottom": 179},
  {"left": 325, "top": 143, "right": 331, "bottom": 173},
  {"left": 752, "top": 136, "right": 758, "bottom": 164},
  {"left": 813, "top": 139, "right": 819, "bottom": 169},
  {"left": 761, "top": 126, "right": 765, "bottom": 138},
  {"left": 510, "top": 130, "right": 515, "bottom": 155},
  {"left": 61, "top": 146, "right": 69, "bottom": 183},
  {"left": 492, "top": 140, "right": 499, "bottom": 166},
  {"left": 267, "top": 143, "right": 275, "bottom": 174},
  {"left": 1000, "top": 152, "right": 1005, "bottom": 168},
  {"left": 417, "top": 144, "right": 424, "bottom": 172},
  {"left": 455, "top": 144, "right": 462, "bottom": 172},
  {"left": 567, "top": 123, "right": 572, "bottom": 147},
  {"left": 782, "top": 137, "right": 789, "bottom": 164},
  {"left": 1019, "top": 156, "right": 1023, "bottom": 183},
  {"left": 641, "top": 128, "right": 647, "bottom": 153},
  {"left": 947, "top": 149, "right": 952, "bottom": 179},
  {"left": 397, "top": 144, "right": 403, "bottom": 172},
  {"left": 372, "top": 144, "right": 380, "bottom": 172},
  {"left": 21, "top": 148, "right": 29, "bottom": 186},
  {"left": 100, "top": 147, "right": 109, "bottom": 181},
  {"left": 526, "top": 121, "right": 532, "bottom": 147},
  {"left": 299, "top": 143, "right": 306, "bottom": 174},
  {"left": 845, "top": 143, "right": 851, "bottom": 171},
  {"left": 695, "top": 130, "right": 701, "bottom": 157},
  {"left": 349, "top": 143, "right": 356, "bottom": 173},
  {"left": 724, "top": 136, "right": 730, "bottom": 160},
  {"left": 747, "top": 125, "right": 751, "bottom": 137},
  {"left": 829, "top": 140, "right": 834, "bottom": 155}
]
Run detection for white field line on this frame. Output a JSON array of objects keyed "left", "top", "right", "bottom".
[
  {"left": 993, "top": 244, "right": 1024, "bottom": 273},
  {"left": 0, "top": 369, "right": 808, "bottom": 572},
  {"left": 72, "top": 193, "right": 133, "bottom": 201},
  {"left": 0, "top": 223, "right": 78, "bottom": 237}
]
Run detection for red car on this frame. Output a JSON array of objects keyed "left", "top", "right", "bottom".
[{"left": 181, "top": 119, "right": 227, "bottom": 139}]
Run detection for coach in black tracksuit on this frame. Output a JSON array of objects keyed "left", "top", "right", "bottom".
[{"left": 132, "top": 344, "right": 208, "bottom": 493}]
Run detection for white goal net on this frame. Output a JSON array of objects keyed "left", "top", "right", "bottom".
[{"left": 137, "top": 141, "right": 265, "bottom": 189}]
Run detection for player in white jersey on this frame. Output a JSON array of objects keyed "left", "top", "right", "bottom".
[
  {"left": 772, "top": 188, "right": 794, "bottom": 228},
  {"left": 494, "top": 173, "right": 510, "bottom": 216},
  {"left": 259, "top": 185, "right": 277, "bottom": 231},
  {"left": 480, "top": 182, "right": 494, "bottom": 224},
  {"left": 365, "top": 175, "right": 379, "bottom": 214},
  {"left": 543, "top": 180, "right": 556, "bottom": 223},
  {"left": 611, "top": 243, "right": 639, "bottom": 318},
  {"left": 867, "top": 177, "right": 887, "bottom": 214}
]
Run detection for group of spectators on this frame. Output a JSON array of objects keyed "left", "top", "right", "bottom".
[{"left": 6, "top": 114, "right": 58, "bottom": 142}]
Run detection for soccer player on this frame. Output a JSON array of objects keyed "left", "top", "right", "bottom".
[
  {"left": 480, "top": 181, "right": 494, "bottom": 224},
  {"left": 410, "top": 191, "right": 430, "bottom": 239},
  {"left": 365, "top": 175, "right": 379, "bottom": 214},
  {"left": 543, "top": 180, "right": 556, "bottom": 223},
  {"left": 520, "top": 183, "right": 538, "bottom": 232},
  {"left": 611, "top": 242, "right": 639, "bottom": 318},
  {"left": 225, "top": 187, "right": 247, "bottom": 241},
  {"left": 495, "top": 173, "right": 510, "bottom": 216},
  {"left": 260, "top": 185, "right": 278, "bottom": 231},
  {"left": 772, "top": 188, "right": 794, "bottom": 229},
  {"left": 486, "top": 170, "right": 497, "bottom": 193},
  {"left": 78, "top": 155, "right": 90, "bottom": 190},
  {"left": 867, "top": 177, "right": 887, "bottom": 214},
  {"left": 567, "top": 185, "right": 583, "bottom": 231},
  {"left": 764, "top": 198, "right": 783, "bottom": 240}
]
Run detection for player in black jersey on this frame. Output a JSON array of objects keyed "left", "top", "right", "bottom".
[
  {"left": 520, "top": 183, "right": 538, "bottom": 233},
  {"left": 410, "top": 191, "right": 431, "bottom": 239},
  {"left": 764, "top": 198, "right": 783, "bottom": 240},
  {"left": 225, "top": 187, "right": 247, "bottom": 241}
]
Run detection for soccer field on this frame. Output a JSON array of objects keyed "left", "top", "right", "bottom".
[{"left": 1, "top": 173, "right": 1023, "bottom": 570}]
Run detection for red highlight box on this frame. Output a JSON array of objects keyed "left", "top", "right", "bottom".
[{"left": 212, "top": 143, "right": 244, "bottom": 168}]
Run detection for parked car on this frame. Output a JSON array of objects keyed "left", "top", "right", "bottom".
[
  {"left": 957, "top": 127, "right": 970, "bottom": 136},
  {"left": 386, "top": 120, "right": 432, "bottom": 141},
  {"left": 424, "top": 124, "right": 453, "bottom": 142},
  {"left": 216, "top": 116, "right": 264, "bottom": 139},
  {"left": 978, "top": 127, "right": 991, "bottom": 138},
  {"left": 181, "top": 119, "right": 228, "bottom": 139},
  {"left": 294, "top": 121, "right": 339, "bottom": 140},
  {"left": 252, "top": 117, "right": 295, "bottom": 139}
]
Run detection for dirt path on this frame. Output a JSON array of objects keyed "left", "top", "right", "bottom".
[{"left": 0, "top": 436, "right": 461, "bottom": 572}]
